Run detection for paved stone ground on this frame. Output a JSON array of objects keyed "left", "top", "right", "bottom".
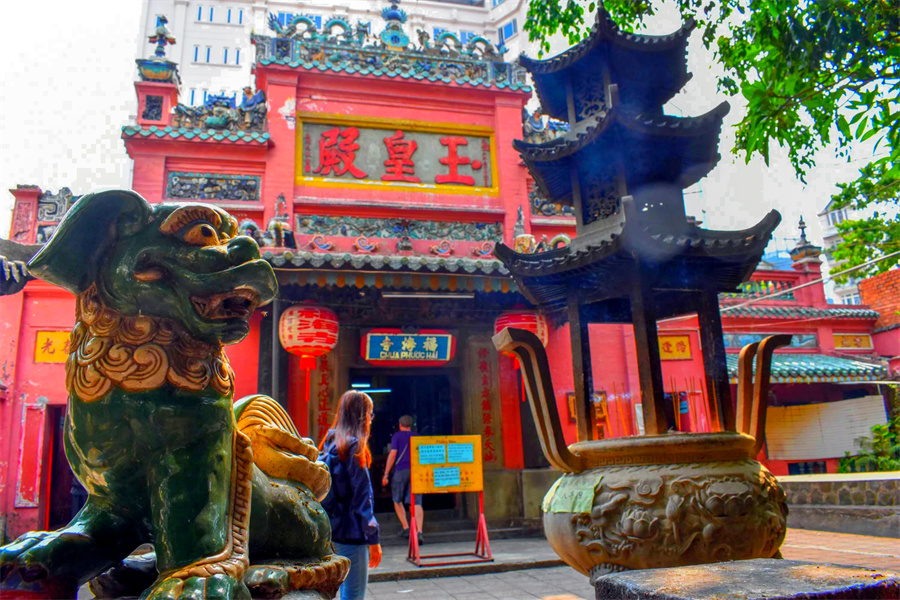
[
  {"left": 366, "top": 528, "right": 900, "bottom": 599},
  {"left": 781, "top": 528, "right": 900, "bottom": 572},
  {"left": 367, "top": 566, "right": 591, "bottom": 600}
]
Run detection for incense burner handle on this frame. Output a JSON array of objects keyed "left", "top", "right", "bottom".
[
  {"left": 735, "top": 334, "right": 792, "bottom": 455},
  {"left": 493, "top": 327, "right": 584, "bottom": 473}
]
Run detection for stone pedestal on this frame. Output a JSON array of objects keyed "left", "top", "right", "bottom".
[{"left": 593, "top": 559, "right": 900, "bottom": 600}]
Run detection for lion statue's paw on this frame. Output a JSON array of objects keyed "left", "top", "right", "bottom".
[{"left": 141, "top": 573, "right": 251, "bottom": 600}]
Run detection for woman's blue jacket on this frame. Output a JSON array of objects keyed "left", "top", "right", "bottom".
[{"left": 320, "top": 432, "right": 380, "bottom": 546}]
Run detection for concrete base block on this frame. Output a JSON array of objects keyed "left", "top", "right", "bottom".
[
  {"left": 521, "top": 468, "right": 559, "bottom": 519},
  {"left": 593, "top": 559, "right": 900, "bottom": 600},
  {"left": 788, "top": 505, "right": 900, "bottom": 538}
]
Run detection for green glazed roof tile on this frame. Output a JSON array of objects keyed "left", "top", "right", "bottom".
[
  {"left": 122, "top": 125, "right": 269, "bottom": 145},
  {"left": 722, "top": 303, "right": 879, "bottom": 321},
  {"left": 726, "top": 353, "right": 887, "bottom": 383}
]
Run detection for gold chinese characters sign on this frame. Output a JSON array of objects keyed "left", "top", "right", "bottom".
[
  {"left": 833, "top": 333, "right": 873, "bottom": 350},
  {"left": 410, "top": 435, "right": 483, "bottom": 495},
  {"left": 34, "top": 330, "right": 71, "bottom": 363},
  {"left": 361, "top": 329, "right": 456, "bottom": 366},
  {"left": 296, "top": 112, "right": 498, "bottom": 196},
  {"left": 659, "top": 334, "right": 692, "bottom": 360}
]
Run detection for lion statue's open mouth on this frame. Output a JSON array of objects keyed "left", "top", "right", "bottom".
[{"left": 192, "top": 287, "right": 261, "bottom": 320}]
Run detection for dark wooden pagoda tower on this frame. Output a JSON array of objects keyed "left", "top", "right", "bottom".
[{"left": 495, "top": 8, "right": 781, "bottom": 440}]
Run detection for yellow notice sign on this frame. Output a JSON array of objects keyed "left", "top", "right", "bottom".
[
  {"left": 833, "top": 333, "right": 873, "bottom": 350},
  {"left": 34, "top": 331, "right": 71, "bottom": 363},
  {"left": 659, "top": 335, "right": 692, "bottom": 360},
  {"left": 410, "top": 435, "right": 483, "bottom": 494}
]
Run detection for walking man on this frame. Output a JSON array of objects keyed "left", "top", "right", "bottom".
[{"left": 381, "top": 415, "right": 424, "bottom": 544}]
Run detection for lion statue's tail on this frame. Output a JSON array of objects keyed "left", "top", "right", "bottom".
[{"left": 234, "top": 395, "right": 331, "bottom": 500}]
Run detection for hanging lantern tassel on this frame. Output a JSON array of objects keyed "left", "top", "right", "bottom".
[
  {"left": 297, "top": 355, "right": 318, "bottom": 371},
  {"left": 493, "top": 310, "right": 549, "bottom": 370}
]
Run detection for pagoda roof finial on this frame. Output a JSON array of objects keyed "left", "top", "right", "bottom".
[
  {"left": 382, "top": 1, "right": 407, "bottom": 24},
  {"left": 148, "top": 15, "right": 177, "bottom": 59},
  {"left": 790, "top": 215, "right": 822, "bottom": 263}
]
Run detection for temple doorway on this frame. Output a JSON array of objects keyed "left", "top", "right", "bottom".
[{"left": 349, "top": 368, "right": 459, "bottom": 514}]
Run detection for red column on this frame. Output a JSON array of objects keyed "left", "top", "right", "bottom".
[
  {"left": 286, "top": 355, "right": 310, "bottom": 437},
  {"left": 494, "top": 95, "right": 530, "bottom": 243},
  {"left": 259, "top": 69, "right": 300, "bottom": 228},
  {"left": 131, "top": 154, "right": 168, "bottom": 202},
  {"left": 498, "top": 354, "right": 523, "bottom": 470}
]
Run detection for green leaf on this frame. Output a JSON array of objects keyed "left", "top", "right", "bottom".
[{"left": 837, "top": 115, "right": 852, "bottom": 140}]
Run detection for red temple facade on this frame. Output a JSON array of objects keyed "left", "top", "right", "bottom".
[{"left": 0, "top": 9, "right": 894, "bottom": 540}]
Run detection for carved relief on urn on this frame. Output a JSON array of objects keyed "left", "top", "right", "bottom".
[{"left": 542, "top": 449, "right": 788, "bottom": 576}]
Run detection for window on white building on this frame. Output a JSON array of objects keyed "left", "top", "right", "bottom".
[
  {"left": 235, "top": 48, "right": 241, "bottom": 65},
  {"left": 276, "top": 12, "right": 294, "bottom": 26},
  {"left": 209, "top": 7, "right": 214, "bottom": 22},
  {"left": 460, "top": 31, "right": 475, "bottom": 43},
  {"left": 206, "top": 46, "right": 211, "bottom": 63},
  {"left": 499, "top": 20, "right": 517, "bottom": 42},
  {"left": 492, "top": 0, "right": 507, "bottom": 6},
  {"left": 844, "top": 293, "right": 861, "bottom": 305},
  {"left": 224, "top": 48, "right": 229, "bottom": 63},
  {"left": 197, "top": 5, "right": 203, "bottom": 21},
  {"left": 190, "top": 89, "right": 196, "bottom": 105},
  {"left": 193, "top": 45, "right": 199, "bottom": 62},
  {"left": 239, "top": 9, "right": 243, "bottom": 24},
  {"left": 433, "top": 27, "right": 446, "bottom": 39}
]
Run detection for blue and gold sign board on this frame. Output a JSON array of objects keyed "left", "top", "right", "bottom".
[{"left": 361, "top": 329, "right": 456, "bottom": 366}]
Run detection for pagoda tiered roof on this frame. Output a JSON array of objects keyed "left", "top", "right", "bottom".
[
  {"left": 494, "top": 209, "right": 781, "bottom": 313},
  {"left": 519, "top": 8, "right": 694, "bottom": 120},
  {"left": 513, "top": 101, "right": 729, "bottom": 207}
]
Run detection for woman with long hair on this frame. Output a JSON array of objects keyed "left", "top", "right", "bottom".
[{"left": 319, "top": 390, "right": 382, "bottom": 600}]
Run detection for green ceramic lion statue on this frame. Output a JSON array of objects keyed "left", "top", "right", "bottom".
[{"left": 0, "top": 190, "right": 348, "bottom": 600}]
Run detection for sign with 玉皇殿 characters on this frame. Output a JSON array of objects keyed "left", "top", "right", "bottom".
[{"left": 296, "top": 113, "right": 497, "bottom": 195}]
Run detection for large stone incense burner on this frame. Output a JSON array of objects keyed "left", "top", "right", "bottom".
[{"left": 492, "top": 7, "right": 790, "bottom": 578}]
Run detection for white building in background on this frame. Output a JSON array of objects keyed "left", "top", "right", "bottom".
[
  {"left": 818, "top": 198, "right": 862, "bottom": 304},
  {"left": 135, "top": 0, "right": 536, "bottom": 105}
]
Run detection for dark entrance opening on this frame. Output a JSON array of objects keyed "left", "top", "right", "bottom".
[
  {"left": 349, "top": 368, "right": 458, "bottom": 514},
  {"left": 46, "top": 407, "right": 85, "bottom": 530}
]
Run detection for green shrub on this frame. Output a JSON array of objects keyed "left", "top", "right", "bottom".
[{"left": 839, "top": 416, "right": 900, "bottom": 473}]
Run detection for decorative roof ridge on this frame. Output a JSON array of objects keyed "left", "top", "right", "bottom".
[
  {"left": 724, "top": 305, "right": 881, "bottom": 319},
  {"left": 518, "top": 6, "right": 695, "bottom": 75},
  {"left": 261, "top": 249, "right": 511, "bottom": 275},
  {"left": 513, "top": 108, "right": 609, "bottom": 157},
  {"left": 629, "top": 102, "right": 730, "bottom": 133},
  {"left": 512, "top": 102, "right": 729, "bottom": 161},
  {"left": 678, "top": 209, "right": 781, "bottom": 244},
  {"left": 121, "top": 125, "right": 271, "bottom": 144},
  {"left": 256, "top": 56, "right": 532, "bottom": 92}
]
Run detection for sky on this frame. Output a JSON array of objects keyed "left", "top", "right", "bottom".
[{"left": 0, "top": 0, "right": 877, "bottom": 265}]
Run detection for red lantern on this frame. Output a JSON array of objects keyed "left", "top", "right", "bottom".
[
  {"left": 279, "top": 305, "right": 339, "bottom": 370},
  {"left": 494, "top": 310, "right": 549, "bottom": 368}
]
